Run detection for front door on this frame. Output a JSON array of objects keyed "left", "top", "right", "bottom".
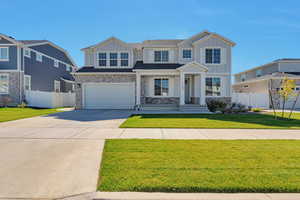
[{"left": 185, "top": 78, "right": 191, "bottom": 104}]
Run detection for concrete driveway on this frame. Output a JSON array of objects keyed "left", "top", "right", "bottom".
[{"left": 0, "top": 110, "right": 131, "bottom": 199}]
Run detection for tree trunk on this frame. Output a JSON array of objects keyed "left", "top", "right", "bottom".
[{"left": 269, "top": 79, "right": 277, "bottom": 119}]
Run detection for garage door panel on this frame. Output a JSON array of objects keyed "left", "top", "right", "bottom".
[{"left": 84, "top": 83, "right": 135, "bottom": 109}]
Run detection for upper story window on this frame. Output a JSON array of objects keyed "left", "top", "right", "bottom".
[
  {"left": 66, "top": 65, "right": 72, "bottom": 72},
  {"left": 24, "top": 49, "right": 31, "bottom": 58},
  {"left": 0, "top": 47, "right": 9, "bottom": 61},
  {"left": 110, "top": 53, "right": 118, "bottom": 66},
  {"left": 241, "top": 73, "right": 246, "bottom": 82},
  {"left": 120, "top": 52, "right": 129, "bottom": 66},
  {"left": 256, "top": 69, "right": 262, "bottom": 77},
  {"left": 205, "top": 77, "right": 221, "bottom": 96},
  {"left": 0, "top": 74, "right": 9, "bottom": 94},
  {"left": 36, "top": 53, "right": 42, "bottom": 62},
  {"left": 154, "top": 51, "right": 168, "bottom": 62},
  {"left": 54, "top": 60, "right": 59, "bottom": 67},
  {"left": 182, "top": 49, "right": 192, "bottom": 59},
  {"left": 98, "top": 53, "right": 107, "bottom": 66},
  {"left": 205, "top": 48, "right": 221, "bottom": 64}
]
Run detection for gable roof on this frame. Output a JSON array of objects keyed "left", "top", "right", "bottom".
[
  {"left": 18, "top": 40, "right": 49, "bottom": 45},
  {"left": 177, "top": 61, "right": 208, "bottom": 72},
  {"left": 81, "top": 36, "right": 132, "bottom": 51},
  {"left": 0, "top": 33, "right": 19, "bottom": 44}
]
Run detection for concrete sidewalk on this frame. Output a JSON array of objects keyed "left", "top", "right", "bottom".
[
  {"left": 62, "top": 192, "right": 300, "bottom": 200},
  {"left": 1, "top": 127, "right": 300, "bottom": 140}
]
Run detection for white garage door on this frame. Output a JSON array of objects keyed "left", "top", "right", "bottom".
[{"left": 83, "top": 83, "right": 135, "bottom": 109}]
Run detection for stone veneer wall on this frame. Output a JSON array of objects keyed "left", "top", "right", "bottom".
[
  {"left": 73, "top": 74, "right": 136, "bottom": 109},
  {"left": 143, "top": 97, "right": 179, "bottom": 104},
  {"left": 0, "top": 72, "right": 23, "bottom": 106}
]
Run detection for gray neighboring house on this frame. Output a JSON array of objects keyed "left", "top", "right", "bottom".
[
  {"left": 73, "top": 30, "right": 235, "bottom": 110},
  {"left": 232, "top": 59, "right": 300, "bottom": 109},
  {"left": 0, "top": 33, "right": 77, "bottom": 106}
]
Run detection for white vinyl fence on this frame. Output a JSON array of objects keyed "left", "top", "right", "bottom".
[
  {"left": 232, "top": 93, "right": 270, "bottom": 109},
  {"left": 25, "top": 90, "right": 75, "bottom": 108}
]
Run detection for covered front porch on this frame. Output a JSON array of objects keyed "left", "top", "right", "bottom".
[{"left": 135, "top": 62, "right": 209, "bottom": 111}]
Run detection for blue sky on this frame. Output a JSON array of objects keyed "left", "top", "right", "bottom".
[{"left": 1, "top": 0, "right": 299, "bottom": 73}]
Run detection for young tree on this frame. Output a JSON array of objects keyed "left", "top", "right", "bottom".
[{"left": 278, "top": 77, "right": 296, "bottom": 118}]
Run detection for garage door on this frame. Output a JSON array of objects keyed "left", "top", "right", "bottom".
[{"left": 83, "top": 83, "right": 135, "bottom": 109}]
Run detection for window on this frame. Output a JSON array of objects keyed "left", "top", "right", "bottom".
[
  {"left": 182, "top": 49, "right": 192, "bottom": 59},
  {"left": 54, "top": 80, "right": 60, "bottom": 93},
  {"left": 110, "top": 53, "right": 118, "bottom": 66},
  {"left": 256, "top": 69, "right": 262, "bottom": 77},
  {"left": 66, "top": 64, "right": 71, "bottom": 71},
  {"left": 54, "top": 60, "right": 59, "bottom": 67},
  {"left": 98, "top": 53, "right": 106, "bottom": 66},
  {"left": 72, "top": 84, "right": 75, "bottom": 91},
  {"left": 24, "top": 75, "right": 31, "bottom": 90},
  {"left": 36, "top": 53, "right": 42, "bottom": 62},
  {"left": 120, "top": 52, "right": 129, "bottom": 66},
  {"left": 154, "top": 51, "right": 169, "bottom": 62},
  {"left": 241, "top": 74, "right": 246, "bottom": 82},
  {"left": 154, "top": 78, "right": 169, "bottom": 96},
  {"left": 205, "top": 77, "right": 221, "bottom": 96},
  {"left": 24, "top": 49, "right": 31, "bottom": 58},
  {"left": 205, "top": 48, "right": 221, "bottom": 64},
  {"left": 0, "top": 47, "right": 9, "bottom": 61},
  {"left": 0, "top": 74, "right": 9, "bottom": 94}
]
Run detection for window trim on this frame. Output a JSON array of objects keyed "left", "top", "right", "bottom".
[
  {"left": 0, "top": 47, "right": 9, "bottom": 61},
  {"left": 0, "top": 73, "right": 9, "bottom": 94},
  {"left": 24, "top": 75, "right": 31, "bottom": 91},
  {"left": 54, "top": 80, "right": 60, "bottom": 93},
  {"left": 120, "top": 52, "right": 129, "bottom": 67},
  {"left": 154, "top": 50, "right": 169, "bottom": 63},
  {"left": 182, "top": 48, "right": 192, "bottom": 59},
  {"left": 205, "top": 47, "right": 221, "bottom": 65},
  {"left": 24, "top": 48, "right": 31, "bottom": 58},
  {"left": 153, "top": 77, "right": 169, "bottom": 97},
  {"left": 98, "top": 52, "right": 107, "bottom": 67},
  {"left": 205, "top": 77, "right": 222, "bottom": 97},
  {"left": 36, "top": 53, "right": 42, "bottom": 62},
  {"left": 54, "top": 60, "right": 59, "bottom": 68},
  {"left": 256, "top": 69, "right": 262, "bottom": 77},
  {"left": 109, "top": 52, "right": 118, "bottom": 66},
  {"left": 96, "top": 51, "right": 130, "bottom": 68}
]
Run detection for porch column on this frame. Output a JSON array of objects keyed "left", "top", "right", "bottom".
[
  {"left": 200, "top": 73, "right": 206, "bottom": 105},
  {"left": 180, "top": 72, "right": 185, "bottom": 105},
  {"left": 136, "top": 73, "right": 141, "bottom": 105}
]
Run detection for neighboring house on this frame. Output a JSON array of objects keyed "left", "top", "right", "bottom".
[
  {"left": 232, "top": 59, "right": 300, "bottom": 109},
  {"left": 73, "top": 30, "right": 235, "bottom": 110},
  {"left": 0, "top": 33, "right": 77, "bottom": 107}
]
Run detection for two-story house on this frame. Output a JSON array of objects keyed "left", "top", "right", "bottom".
[
  {"left": 0, "top": 33, "right": 77, "bottom": 107},
  {"left": 233, "top": 59, "right": 300, "bottom": 109},
  {"left": 73, "top": 30, "right": 235, "bottom": 110}
]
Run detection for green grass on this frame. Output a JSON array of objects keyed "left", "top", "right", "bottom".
[
  {"left": 0, "top": 107, "right": 62, "bottom": 122},
  {"left": 98, "top": 139, "right": 300, "bottom": 193},
  {"left": 120, "top": 113, "right": 300, "bottom": 129}
]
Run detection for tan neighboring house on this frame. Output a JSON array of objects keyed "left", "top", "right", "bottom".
[
  {"left": 73, "top": 30, "right": 235, "bottom": 110},
  {"left": 232, "top": 59, "right": 300, "bottom": 109}
]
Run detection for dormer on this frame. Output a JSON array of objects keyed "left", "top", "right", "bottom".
[{"left": 81, "top": 37, "right": 134, "bottom": 68}]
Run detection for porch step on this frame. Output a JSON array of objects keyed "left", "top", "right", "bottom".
[
  {"left": 179, "top": 104, "right": 210, "bottom": 112},
  {"left": 140, "top": 104, "right": 178, "bottom": 111}
]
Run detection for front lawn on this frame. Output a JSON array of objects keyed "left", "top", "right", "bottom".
[
  {"left": 98, "top": 139, "right": 300, "bottom": 193},
  {"left": 0, "top": 107, "right": 62, "bottom": 123},
  {"left": 120, "top": 113, "right": 300, "bottom": 129}
]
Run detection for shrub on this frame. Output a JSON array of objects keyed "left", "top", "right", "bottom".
[
  {"left": 252, "top": 108, "right": 263, "bottom": 112},
  {"left": 206, "top": 99, "right": 228, "bottom": 113}
]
